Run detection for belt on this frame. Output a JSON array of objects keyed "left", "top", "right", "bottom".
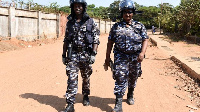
[
  {"left": 115, "top": 48, "right": 140, "bottom": 55},
  {"left": 73, "top": 47, "right": 87, "bottom": 52}
]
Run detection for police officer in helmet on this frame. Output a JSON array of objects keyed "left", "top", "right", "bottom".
[
  {"left": 105, "top": 0, "right": 149, "bottom": 111},
  {"left": 62, "top": 0, "right": 100, "bottom": 112}
]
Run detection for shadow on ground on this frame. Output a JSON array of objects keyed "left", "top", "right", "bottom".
[{"left": 20, "top": 93, "right": 119, "bottom": 112}]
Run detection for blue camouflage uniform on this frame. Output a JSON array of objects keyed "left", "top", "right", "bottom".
[
  {"left": 108, "top": 19, "right": 148, "bottom": 96},
  {"left": 64, "top": 17, "right": 100, "bottom": 104}
]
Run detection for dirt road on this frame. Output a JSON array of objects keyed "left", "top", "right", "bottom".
[{"left": 0, "top": 34, "right": 198, "bottom": 112}]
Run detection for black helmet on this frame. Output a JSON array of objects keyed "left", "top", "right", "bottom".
[
  {"left": 119, "top": 0, "right": 136, "bottom": 11},
  {"left": 70, "top": 0, "right": 87, "bottom": 7},
  {"left": 68, "top": 0, "right": 89, "bottom": 21}
]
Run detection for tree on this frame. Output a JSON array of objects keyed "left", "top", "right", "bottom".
[
  {"left": 18, "top": 0, "right": 24, "bottom": 9},
  {"left": 176, "top": 0, "right": 200, "bottom": 36},
  {"left": 87, "top": 4, "right": 96, "bottom": 17},
  {"left": 158, "top": 3, "right": 175, "bottom": 33},
  {"left": 107, "top": 0, "right": 120, "bottom": 21},
  {"left": 49, "top": 2, "right": 60, "bottom": 13},
  {"left": 135, "top": 6, "right": 160, "bottom": 28},
  {"left": 25, "top": 0, "right": 33, "bottom": 10},
  {"left": 59, "top": 6, "right": 71, "bottom": 14},
  {"left": 87, "top": 4, "right": 95, "bottom": 9}
]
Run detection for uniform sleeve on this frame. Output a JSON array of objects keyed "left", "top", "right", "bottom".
[
  {"left": 63, "top": 22, "right": 69, "bottom": 42},
  {"left": 140, "top": 24, "right": 149, "bottom": 40},
  {"left": 108, "top": 23, "right": 117, "bottom": 41},
  {"left": 92, "top": 20, "right": 100, "bottom": 45}
]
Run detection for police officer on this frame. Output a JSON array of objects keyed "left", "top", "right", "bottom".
[
  {"left": 104, "top": 0, "right": 149, "bottom": 111},
  {"left": 62, "top": 0, "right": 100, "bottom": 111}
]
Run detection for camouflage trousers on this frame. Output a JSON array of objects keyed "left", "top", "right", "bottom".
[
  {"left": 113, "top": 52, "right": 142, "bottom": 96},
  {"left": 65, "top": 52, "right": 92, "bottom": 104}
]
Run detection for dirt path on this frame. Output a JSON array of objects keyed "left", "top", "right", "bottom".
[{"left": 0, "top": 34, "right": 199, "bottom": 112}]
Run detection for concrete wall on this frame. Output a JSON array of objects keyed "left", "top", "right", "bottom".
[
  {"left": 0, "top": 15, "right": 8, "bottom": 37},
  {"left": 93, "top": 18, "right": 115, "bottom": 34},
  {"left": 15, "top": 9, "right": 59, "bottom": 41},
  {"left": 0, "top": 7, "right": 9, "bottom": 37},
  {"left": 0, "top": 6, "right": 60, "bottom": 41},
  {"left": 0, "top": 6, "right": 114, "bottom": 41},
  {"left": 15, "top": 17, "right": 38, "bottom": 41}
]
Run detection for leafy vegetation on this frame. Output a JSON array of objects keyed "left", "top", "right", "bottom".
[{"left": 3, "top": 0, "right": 200, "bottom": 37}]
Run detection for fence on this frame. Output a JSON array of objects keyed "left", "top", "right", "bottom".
[{"left": 0, "top": 6, "right": 115, "bottom": 41}]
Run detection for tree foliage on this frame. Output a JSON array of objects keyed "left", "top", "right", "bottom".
[
  {"left": 176, "top": 0, "right": 200, "bottom": 36},
  {"left": 135, "top": 6, "right": 160, "bottom": 29},
  {"left": 8, "top": 0, "right": 200, "bottom": 37},
  {"left": 158, "top": 0, "right": 200, "bottom": 36},
  {"left": 107, "top": 0, "right": 121, "bottom": 21},
  {"left": 59, "top": 6, "right": 71, "bottom": 14}
]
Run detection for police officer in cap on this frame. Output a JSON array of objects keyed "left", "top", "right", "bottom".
[
  {"left": 62, "top": 0, "right": 100, "bottom": 111},
  {"left": 105, "top": 0, "right": 149, "bottom": 111}
]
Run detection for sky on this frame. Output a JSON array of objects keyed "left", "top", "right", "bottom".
[{"left": 6, "top": 0, "right": 181, "bottom": 7}]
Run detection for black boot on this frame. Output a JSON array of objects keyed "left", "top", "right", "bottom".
[
  {"left": 64, "top": 103, "right": 75, "bottom": 112},
  {"left": 127, "top": 88, "right": 134, "bottom": 105},
  {"left": 112, "top": 95, "right": 123, "bottom": 112},
  {"left": 83, "top": 95, "right": 90, "bottom": 106}
]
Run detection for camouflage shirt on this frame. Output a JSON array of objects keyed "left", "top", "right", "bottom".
[
  {"left": 64, "top": 18, "right": 100, "bottom": 48},
  {"left": 108, "top": 19, "right": 148, "bottom": 54}
]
